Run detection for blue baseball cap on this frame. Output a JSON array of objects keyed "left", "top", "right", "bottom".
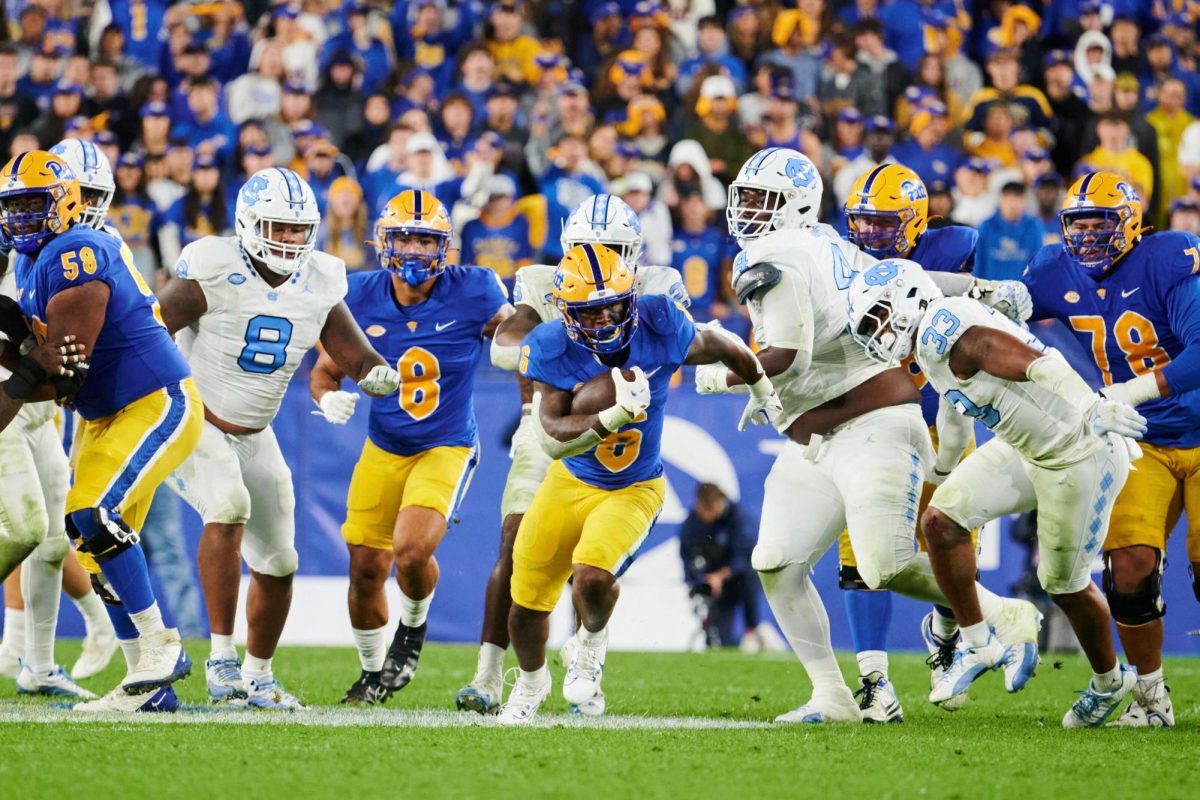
[
  {"left": 837, "top": 107, "right": 862, "bottom": 124},
  {"left": 864, "top": 115, "right": 895, "bottom": 133},
  {"left": 964, "top": 157, "right": 993, "bottom": 174},
  {"left": 588, "top": 1, "right": 621, "bottom": 24},
  {"left": 1033, "top": 171, "right": 1063, "bottom": 188},
  {"left": 116, "top": 152, "right": 144, "bottom": 169},
  {"left": 141, "top": 101, "right": 170, "bottom": 118}
]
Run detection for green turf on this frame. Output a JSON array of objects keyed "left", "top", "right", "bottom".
[{"left": 1, "top": 642, "right": 1196, "bottom": 800}]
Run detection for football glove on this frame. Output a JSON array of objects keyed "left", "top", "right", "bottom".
[
  {"left": 971, "top": 279, "right": 1033, "bottom": 323},
  {"left": 315, "top": 390, "right": 359, "bottom": 424},
  {"left": 695, "top": 363, "right": 731, "bottom": 395},
  {"left": 739, "top": 374, "right": 783, "bottom": 431},
  {"left": 1086, "top": 397, "right": 1148, "bottom": 439},
  {"left": 358, "top": 364, "right": 399, "bottom": 396},
  {"left": 613, "top": 366, "right": 650, "bottom": 417}
]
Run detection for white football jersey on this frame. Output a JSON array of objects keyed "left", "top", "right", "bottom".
[
  {"left": 740, "top": 224, "right": 885, "bottom": 430},
  {"left": 915, "top": 296, "right": 1099, "bottom": 468},
  {"left": 173, "top": 236, "right": 347, "bottom": 430},
  {"left": 513, "top": 263, "right": 689, "bottom": 323}
]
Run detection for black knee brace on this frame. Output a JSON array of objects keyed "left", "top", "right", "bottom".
[
  {"left": 69, "top": 508, "right": 139, "bottom": 565},
  {"left": 89, "top": 573, "right": 123, "bottom": 607},
  {"left": 1102, "top": 549, "right": 1167, "bottom": 626},
  {"left": 838, "top": 564, "right": 871, "bottom": 591}
]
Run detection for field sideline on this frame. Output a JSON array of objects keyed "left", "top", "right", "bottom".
[{"left": 1, "top": 643, "right": 1196, "bottom": 799}]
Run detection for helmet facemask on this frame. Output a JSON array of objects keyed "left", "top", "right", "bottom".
[
  {"left": 77, "top": 183, "right": 114, "bottom": 230},
  {"left": 847, "top": 207, "right": 915, "bottom": 258},
  {"left": 243, "top": 212, "right": 318, "bottom": 275},
  {"left": 558, "top": 291, "right": 639, "bottom": 355},
  {"left": 378, "top": 227, "right": 449, "bottom": 286},
  {"left": 851, "top": 293, "right": 924, "bottom": 367},
  {"left": 0, "top": 189, "right": 56, "bottom": 253},
  {"left": 726, "top": 183, "right": 790, "bottom": 242},
  {"left": 1060, "top": 207, "right": 1132, "bottom": 274}
]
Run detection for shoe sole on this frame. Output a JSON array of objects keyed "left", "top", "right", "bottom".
[
  {"left": 455, "top": 688, "right": 499, "bottom": 715},
  {"left": 123, "top": 653, "right": 193, "bottom": 695}
]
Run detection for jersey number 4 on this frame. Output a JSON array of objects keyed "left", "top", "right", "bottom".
[{"left": 1069, "top": 312, "right": 1170, "bottom": 384}]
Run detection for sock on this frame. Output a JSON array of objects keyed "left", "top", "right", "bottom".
[
  {"left": 1, "top": 608, "right": 26, "bottom": 656},
  {"left": 71, "top": 510, "right": 157, "bottom": 615},
  {"left": 243, "top": 654, "right": 272, "bottom": 677},
  {"left": 976, "top": 584, "right": 1008, "bottom": 625},
  {"left": 118, "top": 638, "right": 140, "bottom": 671},
  {"left": 518, "top": 664, "right": 548, "bottom": 686},
  {"left": 397, "top": 588, "right": 433, "bottom": 628},
  {"left": 961, "top": 621, "right": 991, "bottom": 648},
  {"left": 1092, "top": 663, "right": 1122, "bottom": 693},
  {"left": 1138, "top": 667, "right": 1163, "bottom": 688},
  {"left": 353, "top": 626, "right": 387, "bottom": 672},
  {"left": 578, "top": 625, "right": 607, "bottom": 644},
  {"left": 844, "top": 589, "right": 891, "bottom": 654},
  {"left": 476, "top": 642, "right": 505, "bottom": 682},
  {"left": 759, "top": 564, "right": 847, "bottom": 695},
  {"left": 856, "top": 650, "right": 888, "bottom": 679},
  {"left": 210, "top": 633, "right": 237, "bottom": 660},
  {"left": 128, "top": 602, "right": 165, "bottom": 638},
  {"left": 72, "top": 592, "right": 111, "bottom": 637},
  {"left": 932, "top": 606, "right": 959, "bottom": 640},
  {"left": 103, "top": 599, "right": 138, "bottom": 641},
  {"left": 21, "top": 555, "right": 62, "bottom": 672}
]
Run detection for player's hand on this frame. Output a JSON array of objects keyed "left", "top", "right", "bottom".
[
  {"left": 695, "top": 363, "right": 731, "bottom": 394},
  {"left": 612, "top": 366, "right": 651, "bottom": 417},
  {"left": 1087, "top": 397, "right": 1148, "bottom": 439},
  {"left": 32, "top": 335, "right": 87, "bottom": 377},
  {"left": 357, "top": 364, "right": 399, "bottom": 396},
  {"left": 972, "top": 279, "right": 1033, "bottom": 323},
  {"left": 314, "top": 390, "right": 359, "bottom": 424},
  {"left": 739, "top": 374, "right": 783, "bottom": 431}
]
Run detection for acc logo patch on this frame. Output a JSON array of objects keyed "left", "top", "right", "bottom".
[
  {"left": 1064, "top": 291, "right": 1079, "bottom": 303},
  {"left": 365, "top": 324, "right": 386, "bottom": 337},
  {"left": 228, "top": 273, "right": 247, "bottom": 285},
  {"left": 900, "top": 179, "right": 928, "bottom": 202}
]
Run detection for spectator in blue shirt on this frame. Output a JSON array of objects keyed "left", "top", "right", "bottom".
[
  {"left": 537, "top": 133, "right": 605, "bottom": 218},
  {"left": 172, "top": 78, "right": 237, "bottom": 165},
  {"left": 17, "top": 48, "right": 60, "bottom": 114},
  {"left": 575, "top": 2, "right": 630, "bottom": 80},
  {"left": 392, "top": 0, "right": 477, "bottom": 93},
  {"left": 1032, "top": 172, "right": 1064, "bottom": 246},
  {"left": 975, "top": 181, "right": 1044, "bottom": 281},
  {"left": 460, "top": 174, "right": 534, "bottom": 289},
  {"left": 322, "top": 1, "right": 393, "bottom": 95},
  {"left": 106, "top": 0, "right": 169, "bottom": 69},
  {"left": 889, "top": 100, "right": 960, "bottom": 189},
  {"left": 677, "top": 16, "right": 749, "bottom": 96}
]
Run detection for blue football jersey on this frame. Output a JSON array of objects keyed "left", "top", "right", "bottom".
[
  {"left": 14, "top": 226, "right": 191, "bottom": 420},
  {"left": 908, "top": 225, "right": 979, "bottom": 425},
  {"left": 1024, "top": 231, "right": 1200, "bottom": 448},
  {"left": 671, "top": 225, "right": 734, "bottom": 314},
  {"left": 344, "top": 266, "right": 509, "bottom": 456},
  {"left": 519, "top": 295, "right": 696, "bottom": 489}
]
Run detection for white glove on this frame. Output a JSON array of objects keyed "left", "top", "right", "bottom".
[
  {"left": 357, "top": 364, "right": 399, "bottom": 396},
  {"left": 1086, "top": 396, "right": 1148, "bottom": 439},
  {"left": 972, "top": 279, "right": 1033, "bottom": 323},
  {"left": 739, "top": 374, "right": 783, "bottom": 431},
  {"left": 695, "top": 363, "right": 732, "bottom": 395},
  {"left": 613, "top": 366, "right": 650, "bottom": 416},
  {"left": 314, "top": 390, "right": 359, "bottom": 424},
  {"left": 927, "top": 468, "right": 952, "bottom": 487}
]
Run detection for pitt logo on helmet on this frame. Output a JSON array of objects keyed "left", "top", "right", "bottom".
[
  {"left": 1059, "top": 170, "right": 1143, "bottom": 274},
  {"left": 554, "top": 243, "right": 638, "bottom": 355},
  {"left": 844, "top": 164, "right": 929, "bottom": 259},
  {"left": 0, "top": 150, "right": 84, "bottom": 254},
  {"left": 371, "top": 189, "right": 452, "bottom": 286}
]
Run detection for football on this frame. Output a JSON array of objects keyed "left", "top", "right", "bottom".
[{"left": 569, "top": 369, "right": 636, "bottom": 415}]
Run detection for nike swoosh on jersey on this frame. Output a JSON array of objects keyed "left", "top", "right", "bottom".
[
  {"left": 644, "top": 367, "right": 662, "bottom": 377},
  {"left": 1121, "top": 287, "right": 1140, "bottom": 298},
  {"left": 435, "top": 320, "right": 457, "bottom": 331}
]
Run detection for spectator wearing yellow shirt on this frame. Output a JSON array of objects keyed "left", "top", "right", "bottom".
[
  {"left": 1147, "top": 77, "right": 1196, "bottom": 227},
  {"left": 485, "top": 1, "right": 540, "bottom": 85},
  {"left": 1082, "top": 113, "right": 1154, "bottom": 206}
]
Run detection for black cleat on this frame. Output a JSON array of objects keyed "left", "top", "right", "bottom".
[
  {"left": 341, "top": 670, "right": 390, "bottom": 705},
  {"left": 380, "top": 622, "right": 427, "bottom": 693}
]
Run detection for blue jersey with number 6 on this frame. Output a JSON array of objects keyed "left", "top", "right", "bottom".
[
  {"left": 1024, "top": 231, "right": 1200, "bottom": 448},
  {"left": 344, "top": 266, "right": 509, "bottom": 456},
  {"left": 14, "top": 224, "right": 190, "bottom": 420}
]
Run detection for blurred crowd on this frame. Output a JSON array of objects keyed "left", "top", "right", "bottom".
[{"left": 5, "top": 0, "right": 1200, "bottom": 324}]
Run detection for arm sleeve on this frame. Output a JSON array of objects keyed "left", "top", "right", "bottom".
[{"left": 1162, "top": 277, "right": 1200, "bottom": 395}]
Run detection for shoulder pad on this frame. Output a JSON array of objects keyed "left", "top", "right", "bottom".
[
  {"left": 733, "top": 262, "right": 782, "bottom": 304},
  {"left": 309, "top": 250, "right": 349, "bottom": 298},
  {"left": 175, "top": 236, "right": 241, "bottom": 283},
  {"left": 638, "top": 265, "right": 689, "bottom": 307}
]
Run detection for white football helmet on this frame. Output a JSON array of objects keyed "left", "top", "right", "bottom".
[
  {"left": 846, "top": 258, "right": 942, "bottom": 366},
  {"left": 235, "top": 167, "right": 320, "bottom": 275},
  {"left": 48, "top": 138, "right": 114, "bottom": 230},
  {"left": 727, "top": 147, "right": 822, "bottom": 245},
  {"left": 560, "top": 193, "right": 644, "bottom": 265}
]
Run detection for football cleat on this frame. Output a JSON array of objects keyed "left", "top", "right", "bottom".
[
  {"left": 929, "top": 636, "right": 1005, "bottom": 706},
  {"left": 0, "top": 640, "right": 21, "bottom": 678},
  {"left": 921, "top": 612, "right": 966, "bottom": 711},
  {"left": 855, "top": 671, "right": 903, "bottom": 723},
  {"left": 1111, "top": 677, "right": 1175, "bottom": 728},
  {"left": 342, "top": 670, "right": 390, "bottom": 705},
  {"left": 380, "top": 622, "right": 427, "bottom": 694},
  {"left": 456, "top": 676, "right": 503, "bottom": 715},
  {"left": 1063, "top": 665, "right": 1136, "bottom": 728},
  {"left": 497, "top": 671, "right": 551, "bottom": 726},
  {"left": 991, "top": 599, "right": 1042, "bottom": 693},
  {"left": 773, "top": 688, "right": 862, "bottom": 724},
  {"left": 16, "top": 662, "right": 97, "bottom": 699},
  {"left": 122, "top": 628, "right": 190, "bottom": 693},
  {"left": 562, "top": 628, "right": 607, "bottom": 706},
  {"left": 206, "top": 656, "right": 247, "bottom": 703},
  {"left": 75, "top": 684, "right": 178, "bottom": 713},
  {"left": 245, "top": 675, "right": 305, "bottom": 710},
  {"left": 569, "top": 688, "right": 606, "bottom": 717},
  {"left": 71, "top": 625, "right": 119, "bottom": 680}
]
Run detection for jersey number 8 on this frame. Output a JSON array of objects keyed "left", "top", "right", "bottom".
[
  {"left": 238, "top": 315, "right": 294, "bottom": 374},
  {"left": 398, "top": 346, "right": 441, "bottom": 420}
]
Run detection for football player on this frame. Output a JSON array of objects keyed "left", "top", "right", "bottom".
[
  {"left": 1023, "top": 171, "right": 1200, "bottom": 727},
  {"left": 155, "top": 167, "right": 399, "bottom": 709},
  {"left": 310, "top": 189, "right": 513, "bottom": 705},
  {"left": 0, "top": 150, "right": 202, "bottom": 711},
  {"left": 497, "top": 243, "right": 780, "bottom": 724},
  {"left": 698, "top": 147, "right": 1040, "bottom": 723},
  {"left": 847, "top": 259, "right": 1146, "bottom": 726},
  {"left": 456, "top": 193, "right": 687, "bottom": 716}
]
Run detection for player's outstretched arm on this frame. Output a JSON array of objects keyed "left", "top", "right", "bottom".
[
  {"left": 318, "top": 302, "right": 398, "bottom": 397},
  {"left": 1105, "top": 278, "right": 1200, "bottom": 406},
  {"left": 482, "top": 303, "right": 516, "bottom": 339},
  {"left": 687, "top": 326, "right": 782, "bottom": 430},
  {"left": 490, "top": 304, "right": 539, "bottom": 370},
  {"left": 309, "top": 348, "right": 358, "bottom": 425},
  {"left": 155, "top": 275, "right": 208, "bottom": 335}
]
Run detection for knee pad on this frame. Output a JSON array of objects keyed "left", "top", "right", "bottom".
[
  {"left": 1102, "top": 549, "right": 1166, "bottom": 626},
  {"left": 208, "top": 484, "right": 252, "bottom": 526},
  {"left": 89, "top": 572, "right": 123, "bottom": 607},
  {"left": 247, "top": 546, "right": 299, "bottom": 578},
  {"left": 31, "top": 533, "right": 69, "bottom": 565},
  {"left": 751, "top": 542, "right": 787, "bottom": 574},
  {"left": 838, "top": 564, "right": 872, "bottom": 591},
  {"left": 69, "top": 508, "right": 139, "bottom": 565}
]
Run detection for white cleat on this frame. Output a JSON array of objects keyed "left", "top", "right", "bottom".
[
  {"left": 929, "top": 636, "right": 1005, "bottom": 706},
  {"left": 206, "top": 656, "right": 247, "bottom": 704},
  {"left": 497, "top": 673, "right": 551, "bottom": 726},
  {"left": 562, "top": 628, "right": 607, "bottom": 706},
  {"left": 1111, "top": 677, "right": 1175, "bottom": 728},
  {"left": 245, "top": 675, "right": 306, "bottom": 710},
  {"left": 0, "top": 641, "right": 21, "bottom": 678},
  {"left": 72, "top": 625, "right": 119, "bottom": 680},
  {"left": 991, "top": 599, "right": 1042, "bottom": 693},
  {"left": 1063, "top": 665, "right": 1137, "bottom": 728},
  {"left": 75, "top": 684, "right": 178, "bottom": 713},
  {"left": 921, "top": 612, "right": 966, "bottom": 711},
  {"left": 774, "top": 688, "right": 863, "bottom": 724},
  {"left": 122, "top": 628, "right": 191, "bottom": 694},
  {"left": 855, "top": 672, "right": 903, "bottom": 723},
  {"left": 569, "top": 688, "right": 606, "bottom": 717},
  {"left": 456, "top": 675, "right": 503, "bottom": 715},
  {"left": 17, "top": 662, "right": 97, "bottom": 699}
]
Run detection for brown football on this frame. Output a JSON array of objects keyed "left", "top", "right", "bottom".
[{"left": 569, "top": 369, "right": 637, "bottom": 415}]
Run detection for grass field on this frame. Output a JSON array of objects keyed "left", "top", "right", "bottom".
[{"left": 1, "top": 642, "right": 1197, "bottom": 800}]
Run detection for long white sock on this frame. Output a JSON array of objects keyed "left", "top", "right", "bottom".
[
  {"left": 518, "top": 664, "right": 548, "bottom": 687},
  {"left": 397, "top": 588, "right": 433, "bottom": 628},
  {"left": 2, "top": 608, "right": 26, "bottom": 656},
  {"left": 353, "top": 626, "right": 387, "bottom": 672},
  {"left": 72, "top": 592, "right": 112, "bottom": 638},
  {"left": 119, "top": 638, "right": 140, "bottom": 671},
  {"left": 1138, "top": 667, "right": 1163, "bottom": 690},
  {"left": 210, "top": 632, "right": 237, "bottom": 660},
  {"left": 857, "top": 650, "right": 888, "bottom": 678},
  {"left": 578, "top": 625, "right": 607, "bottom": 644},
  {"left": 21, "top": 556, "right": 62, "bottom": 672},
  {"left": 759, "top": 564, "right": 847, "bottom": 695},
  {"left": 976, "top": 584, "right": 1009, "bottom": 624},
  {"left": 1092, "top": 663, "right": 1122, "bottom": 692},
  {"left": 476, "top": 642, "right": 505, "bottom": 682},
  {"left": 243, "top": 654, "right": 272, "bottom": 678},
  {"left": 128, "top": 603, "right": 165, "bottom": 638}
]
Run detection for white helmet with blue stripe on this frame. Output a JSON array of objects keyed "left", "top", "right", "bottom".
[
  {"left": 235, "top": 167, "right": 321, "bottom": 275},
  {"left": 49, "top": 138, "right": 115, "bottom": 230},
  {"left": 560, "top": 193, "right": 644, "bottom": 266},
  {"left": 727, "top": 147, "right": 822, "bottom": 246}
]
